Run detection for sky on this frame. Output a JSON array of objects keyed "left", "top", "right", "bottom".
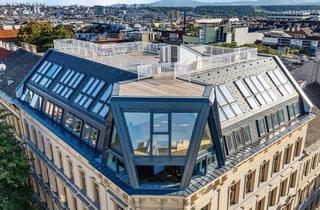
[{"left": 4, "top": 0, "right": 236, "bottom": 6}]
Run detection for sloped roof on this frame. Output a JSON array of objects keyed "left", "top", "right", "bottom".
[
  {"left": 0, "top": 47, "right": 12, "bottom": 60},
  {"left": 0, "top": 29, "right": 19, "bottom": 41},
  {"left": 0, "top": 48, "right": 40, "bottom": 98}
]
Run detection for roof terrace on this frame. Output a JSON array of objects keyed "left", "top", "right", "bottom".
[{"left": 53, "top": 39, "right": 258, "bottom": 81}]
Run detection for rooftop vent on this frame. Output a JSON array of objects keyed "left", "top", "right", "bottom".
[{"left": 0, "top": 63, "right": 6, "bottom": 73}]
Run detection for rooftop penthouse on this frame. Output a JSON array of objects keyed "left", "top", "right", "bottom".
[{"left": 15, "top": 39, "right": 313, "bottom": 195}]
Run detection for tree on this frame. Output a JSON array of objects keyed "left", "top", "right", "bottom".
[
  {"left": 18, "top": 21, "right": 74, "bottom": 52},
  {"left": 0, "top": 109, "right": 36, "bottom": 210}
]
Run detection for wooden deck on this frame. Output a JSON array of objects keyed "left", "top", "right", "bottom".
[{"left": 119, "top": 76, "right": 206, "bottom": 97}]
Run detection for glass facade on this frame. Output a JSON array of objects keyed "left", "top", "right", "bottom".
[
  {"left": 124, "top": 112, "right": 151, "bottom": 155},
  {"left": 124, "top": 112, "right": 198, "bottom": 156},
  {"left": 171, "top": 113, "right": 197, "bottom": 156},
  {"left": 136, "top": 165, "right": 184, "bottom": 184}
]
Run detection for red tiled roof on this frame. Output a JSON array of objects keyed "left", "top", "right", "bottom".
[
  {"left": 0, "top": 47, "right": 12, "bottom": 60},
  {"left": 0, "top": 29, "right": 19, "bottom": 41}
]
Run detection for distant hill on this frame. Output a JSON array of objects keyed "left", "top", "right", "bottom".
[{"left": 147, "top": 0, "right": 320, "bottom": 7}]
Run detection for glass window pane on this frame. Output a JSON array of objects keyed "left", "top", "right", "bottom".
[
  {"left": 242, "top": 126, "right": 252, "bottom": 143},
  {"left": 261, "top": 91, "right": 272, "bottom": 103},
  {"left": 199, "top": 123, "right": 213, "bottom": 152},
  {"left": 231, "top": 103, "right": 242, "bottom": 115},
  {"left": 124, "top": 112, "right": 150, "bottom": 156},
  {"left": 274, "top": 69, "right": 287, "bottom": 84},
  {"left": 73, "top": 117, "right": 82, "bottom": 137},
  {"left": 278, "top": 110, "right": 285, "bottom": 124},
  {"left": 257, "top": 74, "right": 271, "bottom": 89},
  {"left": 251, "top": 76, "right": 264, "bottom": 92},
  {"left": 110, "top": 127, "right": 121, "bottom": 153},
  {"left": 82, "top": 124, "right": 91, "bottom": 142},
  {"left": 245, "top": 78, "right": 258, "bottom": 94},
  {"left": 219, "top": 85, "right": 235, "bottom": 103},
  {"left": 223, "top": 105, "right": 236, "bottom": 119},
  {"left": 235, "top": 80, "right": 251, "bottom": 97},
  {"left": 268, "top": 71, "right": 281, "bottom": 86},
  {"left": 256, "top": 94, "right": 266, "bottom": 105},
  {"left": 279, "top": 85, "right": 288, "bottom": 96},
  {"left": 247, "top": 96, "right": 259, "bottom": 109},
  {"left": 101, "top": 85, "right": 112, "bottom": 102},
  {"left": 89, "top": 128, "right": 99, "bottom": 147},
  {"left": 153, "top": 113, "right": 168, "bottom": 133},
  {"left": 234, "top": 129, "right": 245, "bottom": 147},
  {"left": 225, "top": 134, "right": 235, "bottom": 154},
  {"left": 216, "top": 88, "right": 227, "bottom": 106},
  {"left": 219, "top": 108, "right": 226, "bottom": 122},
  {"left": 268, "top": 90, "right": 278, "bottom": 101},
  {"left": 171, "top": 113, "right": 197, "bottom": 156},
  {"left": 266, "top": 115, "right": 274, "bottom": 132},
  {"left": 107, "top": 153, "right": 117, "bottom": 172},
  {"left": 257, "top": 118, "right": 267, "bottom": 137},
  {"left": 152, "top": 135, "right": 169, "bottom": 155},
  {"left": 98, "top": 105, "right": 109, "bottom": 118},
  {"left": 272, "top": 113, "right": 279, "bottom": 128},
  {"left": 284, "top": 83, "right": 294, "bottom": 94}
]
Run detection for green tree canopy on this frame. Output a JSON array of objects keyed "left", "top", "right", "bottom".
[
  {"left": 18, "top": 21, "right": 74, "bottom": 52},
  {"left": 0, "top": 109, "right": 36, "bottom": 210}
]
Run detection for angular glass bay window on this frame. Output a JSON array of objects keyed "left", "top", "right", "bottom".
[{"left": 124, "top": 112, "right": 198, "bottom": 156}]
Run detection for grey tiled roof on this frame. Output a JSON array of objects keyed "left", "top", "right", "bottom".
[{"left": 0, "top": 49, "right": 40, "bottom": 98}]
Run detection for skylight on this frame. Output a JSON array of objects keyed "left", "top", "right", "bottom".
[
  {"left": 74, "top": 77, "right": 105, "bottom": 109},
  {"left": 216, "top": 85, "right": 242, "bottom": 122},
  {"left": 235, "top": 73, "right": 278, "bottom": 109},
  {"left": 31, "top": 61, "right": 62, "bottom": 88},
  {"left": 52, "top": 69, "right": 85, "bottom": 99},
  {"left": 267, "top": 69, "right": 294, "bottom": 96}
]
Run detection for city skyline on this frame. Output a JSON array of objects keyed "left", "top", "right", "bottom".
[{"left": 4, "top": 0, "right": 249, "bottom": 6}]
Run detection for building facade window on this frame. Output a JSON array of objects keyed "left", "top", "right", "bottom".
[
  {"left": 289, "top": 171, "right": 297, "bottom": 188},
  {"left": 304, "top": 160, "right": 310, "bottom": 177},
  {"left": 280, "top": 178, "right": 288, "bottom": 197},
  {"left": 82, "top": 123, "right": 99, "bottom": 148},
  {"left": 257, "top": 197, "right": 265, "bottom": 210},
  {"left": 64, "top": 113, "right": 83, "bottom": 137},
  {"left": 294, "top": 138, "right": 302, "bottom": 157},
  {"left": 284, "top": 145, "right": 293, "bottom": 165},
  {"left": 229, "top": 181, "right": 240, "bottom": 206},
  {"left": 269, "top": 187, "right": 277, "bottom": 207},
  {"left": 257, "top": 118, "right": 267, "bottom": 137},
  {"left": 245, "top": 170, "right": 255, "bottom": 194},
  {"left": 79, "top": 169, "right": 86, "bottom": 191},
  {"left": 224, "top": 126, "right": 252, "bottom": 155},
  {"left": 45, "top": 101, "right": 63, "bottom": 124},
  {"left": 272, "top": 152, "right": 282, "bottom": 174},
  {"left": 92, "top": 181, "right": 100, "bottom": 203},
  {"left": 259, "top": 161, "right": 269, "bottom": 183}
]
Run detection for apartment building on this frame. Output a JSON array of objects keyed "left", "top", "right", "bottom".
[{"left": 0, "top": 40, "right": 320, "bottom": 210}]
